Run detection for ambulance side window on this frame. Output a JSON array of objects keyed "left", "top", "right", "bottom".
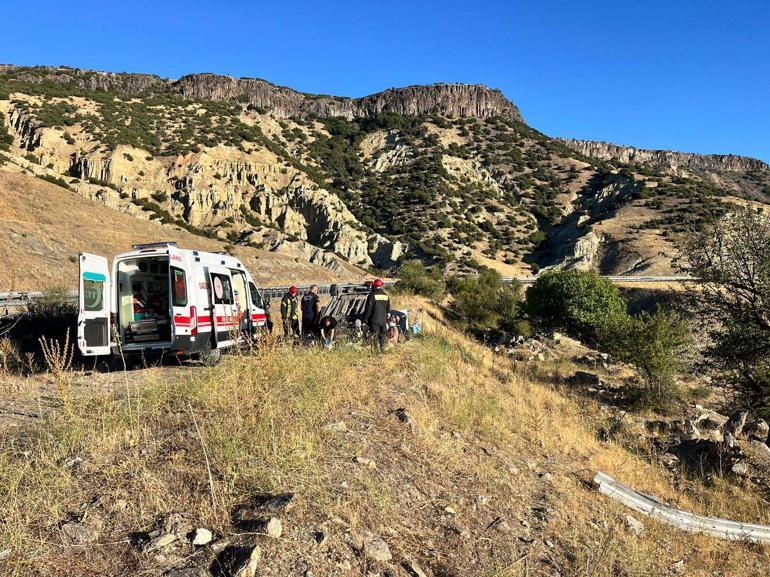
[
  {"left": 211, "top": 273, "right": 233, "bottom": 305},
  {"left": 249, "top": 282, "right": 263, "bottom": 308},
  {"left": 171, "top": 267, "right": 187, "bottom": 307}
]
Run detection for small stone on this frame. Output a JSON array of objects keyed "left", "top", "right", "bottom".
[
  {"left": 191, "top": 528, "right": 213, "bottom": 546},
  {"left": 113, "top": 499, "right": 128, "bottom": 511},
  {"left": 623, "top": 514, "right": 645, "bottom": 536},
  {"left": 731, "top": 461, "right": 750, "bottom": 476},
  {"left": 353, "top": 456, "right": 376, "bottom": 468},
  {"left": 233, "top": 545, "right": 261, "bottom": 577},
  {"left": 447, "top": 524, "right": 470, "bottom": 538},
  {"left": 488, "top": 517, "right": 511, "bottom": 532},
  {"left": 146, "top": 533, "right": 178, "bottom": 552},
  {"left": 0, "top": 549, "right": 9, "bottom": 560},
  {"left": 538, "top": 472, "right": 553, "bottom": 482},
  {"left": 265, "top": 517, "right": 282, "bottom": 539},
  {"left": 362, "top": 533, "right": 392, "bottom": 563},
  {"left": 313, "top": 530, "right": 326, "bottom": 545},
  {"left": 544, "top": 539, "right": 555, "bottom": 548},
  {"left": 61, "top": 521, "right": 99, "bottom": 544},
  {"left": 474, "top": 495, "right": 488, "bottom": 507},
  {"left": 326, "top": 421, "right": 348, "bottom": 432},
  {"left": 660, "top": 453, "right": 680, "bottom": 468},
  {"left": 402, "top": 557, "right": 429, "bottom": 577},
  {"left": 443, "top": 506, "right": 456, "bottom": 516},
  {"left": 394, "top": 408, "right": 417, "bottom": 432}
]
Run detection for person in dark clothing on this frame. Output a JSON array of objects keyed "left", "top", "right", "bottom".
[
  {"left": 319, "top": 315, "right": 338, "bottom": 349},
  {"left": 363, "top": 279, "right": 390, "bottom": 350},
  {"left": 280, "top": 286, "right": 300, "bottom": 337},
  {"left": 389, "top": 309, "right": 409, "bottom": 341},
  {"left": 301, "top": 284, "right": 321, "bottom": 338}
]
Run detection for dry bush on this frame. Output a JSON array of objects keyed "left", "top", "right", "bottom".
[
  {"left": 38, "top": 329, "right": 74, "bottom": 413},
  {"left": 0, "top": 337, "right": 23, "bottom": 378}
]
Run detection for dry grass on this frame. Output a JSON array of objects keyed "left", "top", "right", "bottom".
[{"left": 0, "top": 298, "right": 768, "bottom": 576}]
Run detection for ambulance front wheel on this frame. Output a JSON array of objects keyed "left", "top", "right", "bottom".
[{"left": 198, "top": 340, "right": 222, "bottom": 366}]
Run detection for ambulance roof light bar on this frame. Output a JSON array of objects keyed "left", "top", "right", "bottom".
[{"left": 132, "top": 242, "right": 178, "bottom": 250}]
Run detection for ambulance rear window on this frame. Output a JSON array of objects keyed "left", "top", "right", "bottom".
[
  {"left": 83, "top": 279, "right": 104, "bottom": 311},
  {"left": 171, "top": 267, "right": 187, "bottom": 307}
]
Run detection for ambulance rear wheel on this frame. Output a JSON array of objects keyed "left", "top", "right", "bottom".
[{"left": 199, "top": 340, "right": 222, "bottom": 366}]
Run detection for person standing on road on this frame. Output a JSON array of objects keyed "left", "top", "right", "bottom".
[
  {"left": 280, "top": 285, "right": 300, "bottom": 337},
  {"left": 363, "top": 279, "right": 390, "bottom": 351},
  {"left": 301, "top": 284, "right": 321, "bottom": 338}
]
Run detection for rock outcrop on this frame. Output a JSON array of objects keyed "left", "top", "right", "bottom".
[
  {"left": 561, "top": 138, "right": 769, "bottom": 174},
  {"left": 1, "top": 65, "right": 522, "bottom": 121}
]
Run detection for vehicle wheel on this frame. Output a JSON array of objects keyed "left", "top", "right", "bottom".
[{"left": 199, "top": 340, "right": 222, "bottom": 366}]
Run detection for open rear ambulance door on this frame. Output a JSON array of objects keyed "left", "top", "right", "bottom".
[
  {"left": 208, "top": 265, "right": 237, "bottom": 349},
  {"left": 77, "top": 253, "right": 111, "bottom": 356}
]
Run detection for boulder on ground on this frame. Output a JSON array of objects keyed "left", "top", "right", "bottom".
[
  {"left": 569, "top": 371, "right": 602, "bottom": 387},
  {"left": 744, "top": 419, "right": 769, "bottom": 442},
  {"left": 723, "top": 410, "right": 749, "bottom": 439},
  {"left": 361, "top": 533, "right": 392, "bottom": 563}
]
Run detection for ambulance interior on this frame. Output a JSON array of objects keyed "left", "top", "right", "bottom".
[{"left": 116, "top": 257, "right": 172, "bottom": 344}]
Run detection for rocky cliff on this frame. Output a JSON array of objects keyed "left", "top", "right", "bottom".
[
  {"left": 561, "top": 138, "right": 769, "bottom": 174},
  {"left": 1, "top": 65, "right": 522, "bottom": 121}
]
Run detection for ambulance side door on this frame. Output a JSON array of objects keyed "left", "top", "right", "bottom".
[{"left": 208, "top": 265, "right": 236, "bottom": 348}]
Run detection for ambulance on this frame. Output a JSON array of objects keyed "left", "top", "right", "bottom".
[{"left": 77, "top": 242, "right": 267, "bottom": 364}]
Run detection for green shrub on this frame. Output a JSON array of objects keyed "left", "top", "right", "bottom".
[
  {"left": 606, "top": 310, "right": 690, "bottom": 411},
  {"left": 525, "top": 269, "right": 627, "bottom": 342},
  {"left": 449, "top": 269, "right": 525, "bottom": 335},
  {"left": 397, "top": 260, "right": 446, "bottom": 300}
]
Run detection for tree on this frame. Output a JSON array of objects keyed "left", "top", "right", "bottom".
[
  {"left": 607, "top": 310, "right": 691, "bottom": 410},
  {"left": 679, "top": 206, "right": 770, "bottom": 410},
  {"left": 449, "top": 269, "right": 525, "bottom": 335},
  {"left": 397, "top": 260, "right": 446, "bottom": 301},
  {"left": 525, "top": 269, "right": 627, "bottom": 343}
]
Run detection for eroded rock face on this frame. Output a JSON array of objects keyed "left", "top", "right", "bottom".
[
  {"left": 2, "top": 65, "right": 521, "bottom": 121},
  {"left": 561, "top": 138, "right": 769, "bottom": 174},
  {"left": 174, "top": 76, "right": 522, "bottom": 120}
]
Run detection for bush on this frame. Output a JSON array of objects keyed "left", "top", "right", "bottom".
[
  {"left": 449, "top": 269, "right": 525, "bottom": 335},
  {"left": 526, "top": 269, "right": 627, "bottom": 342},
  {"left": 606, "top": 310, "right": 691, "bottom": 410},
  {"left": 397, "top": 260, "right": 446, "bottom": 300}
]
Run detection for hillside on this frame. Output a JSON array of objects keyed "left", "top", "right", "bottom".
[
  {"left": 1, "top": 65, "right": 769, "bottom": 277},
  {"left": 0, "top": 170, "right": 365, "bottom": 291},
  {"left": 1, "top": 298, "right": 769, "bottom": 576}
]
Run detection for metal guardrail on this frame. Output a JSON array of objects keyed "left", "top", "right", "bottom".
[
  {"left": 0, "top": 276, "right": 695, "bottom": 309},
  {"left": 594, "top": 471, "right": 770, "bottom": 543}
]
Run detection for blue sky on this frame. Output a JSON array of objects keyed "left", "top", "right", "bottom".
[{"left": 2, "top": 0, "right": 769, "bottom": 161}]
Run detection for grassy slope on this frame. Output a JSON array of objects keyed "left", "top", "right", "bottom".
[
  {"left": 1, "top": 298, "right": 768, "bottom": 576},
  {"left": 0, "top": 170, "right": 364, "bottom": 291}
]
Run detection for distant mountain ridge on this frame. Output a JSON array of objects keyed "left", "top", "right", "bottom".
[
  {"left": 1, "top": 63, "right": 769, "bottom": 279},
  {"left": 560, "top": 138, "right": 768, "bottom": 174},
  {"left": 0, "top": 65, "right": 522, "bottom": 121}
]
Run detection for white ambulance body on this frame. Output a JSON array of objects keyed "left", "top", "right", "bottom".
[{"left": 77, "top": 242, "right": 267, "bottom": 362}]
